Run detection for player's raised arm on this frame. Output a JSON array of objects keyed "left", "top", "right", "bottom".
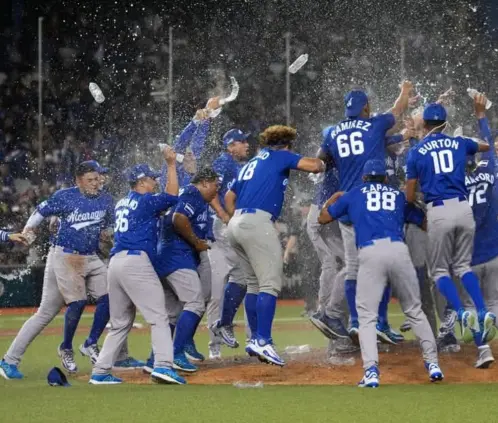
[
  {"left": 389, "top": 80, "right": 413, "bottom": 119},
  {"left": 318, "top": 191, "right": 346, "bottom": 224},
  {"left": 172, "top": 213, "right": 209, "bottom": 253},
  {"left": 163, "top": 145, "right": 179, "bottom": 196},
  {"left": 210, "top": 195, "right": 230, "bottom": 224},
  {"left": 224, "top": 189, "right": 236, "bottom": 218},
  {"left": 296, "top": 157, "right": 326, "bottom": 174}
]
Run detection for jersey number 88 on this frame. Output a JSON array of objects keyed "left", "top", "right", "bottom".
[{"left": 367, "top": 191, "right": 396, "bottom": 211}]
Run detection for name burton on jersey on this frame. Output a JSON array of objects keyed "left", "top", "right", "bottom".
[
  {"left": 465, "top": 172, "right": 495, "bottom": 186},
  {"left": 67, "top": 209, "right": 107, "bottom": 223},
  {"left": 361, "top": 184, "right": 400, "bottom": 195},
  {"left": 330, "top": 120, "right": 372, "bottom": 139},
  {"left": 417, "top": 139, "right": 460, "bottom": 155}
]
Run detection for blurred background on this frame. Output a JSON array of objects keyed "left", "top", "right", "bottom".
[{"left": 0, "top": 0, "right": 497, "bottom": 309}]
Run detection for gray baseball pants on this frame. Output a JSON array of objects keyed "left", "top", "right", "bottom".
[
  {"left": 93, "top": 250, "right": 173, "bottom": 374},
  {"left": 356, "top": 238, "right": 438, "bottom": 370}
]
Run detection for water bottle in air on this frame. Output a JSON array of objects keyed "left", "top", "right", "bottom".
[
  {"left": 89, "top": 82, "right": 105, "bottom": 103},
  {"left": 288, "top": 54, "right": 308, "bottom": 74},
  {"left": 467, "top": 88, "right": 492, "bottom": 109},
  {"left": 159, "top": 143, "right": 184, "bottom": 163}
]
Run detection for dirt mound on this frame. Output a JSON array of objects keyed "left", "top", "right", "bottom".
[{"left": 80, "top": 342, "right": 498, "bottom": 386}]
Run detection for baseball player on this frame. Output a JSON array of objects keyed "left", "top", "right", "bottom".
[
  {"left": 207, "top": 129, "right": 250, "bottom": 358},
  {"left": 317, "top": 82, "right": 412, "bottom": 342},
  {"left": 90, "top": 148, "right": 185, "bottom": 385},
  {"left": 223, "top": 125, "right": 325, "bottom": 366},
  {"left": 0, "top": 230, "right": 28, "bottom": 245},
  {"left": 319, "top": 159, "right": 442, "bottom": 388},
  {"left": 0, "top": 161, "right": 114, "bottom": 380},
  {"left": 405, "top": 102, "right": 496, "bottom": 348},
  {"left": 153, "top": 168, "right": 219, "bottom": 373}
]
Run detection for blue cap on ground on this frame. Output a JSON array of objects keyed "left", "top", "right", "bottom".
[
  {"left": 127, "top": 164, "right": 161, "bottom": 183},
  {"left": 47, "top": 367, "right": 71, "bottom": 387},
  {"left": 344, "top": 90, "right": 369, "bottom": 118},
  {"left": 83, "top": 160, "right": 109, "bottom": 174},
  {"left": 223, "top": 129, "right": 249, "bottom": 147},
  {"left": 363, "top": 159, "right": 387, "bottom": 176},
  {"left": 423, "top": 103, "right": 447, "bottom": 121}
]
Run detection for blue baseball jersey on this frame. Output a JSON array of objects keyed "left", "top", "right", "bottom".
[
  {"left": 321, "top": 114, "right": 395, "bottom": 192},
  {"left": 37, "top": 187, "right": 114, "bottom": 254},
  {"left": 312, "top": 168, "right": 340, "bottom": 207},
  {"left": 111, "top": 191, "right": 178, "bottom": 260},
  {"left": 406, "top": 133, "right": 479, "bottom": 203},
  {"left": 155, "top": 184, "right": 210, "bottom": 277},
  {"left": 230, "top": 148, "right": 302, "bottom": 220},
  {"left": 466, "top": 118, "right": 498, "bottom": 265},
  {"left": 327, "top": 182, "right": 424, "bottom": 248},
  {"left": 213, "top": 152, "right": 244, "bottom": 209}
]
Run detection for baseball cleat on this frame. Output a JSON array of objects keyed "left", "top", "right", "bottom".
[
  {"left": 436, "top": 332, "right": 460, "bottom": 353},
  {"left": 425, "top": 362, "right": 444, "bottom": 382},
  {"left": 349, "top": 325, "right": 360, "bottom": 346},
  {"left": 460, "top": 310, "right": 477, "bottom": 343},
  {"left": 439, "top": 308, "right": 458, "bottom": 336},
  {"left": 151, "top": 367, "right": 187, "bottom": 385},
  {"left": 309, "top": 312, "right": 350, "bottom": 339},
  {"left": 173, "top": 353, "right": 198, "bottom": 373},
  {"left": 184, "top": 342, "right": 205, "bottom": 362},
  {"left": 58, "top": 345, "right": 78, "bottom": 374},
  {"left": 143, "top": 351, "right": 154, "bottom": 374},
  {"left": 333, "top": 337, "right": 360, "bottom": 354},
  {"left": 246, "top": 338, "right": 285, "bottom": 367},
  {"left": 209, "top": 320, "right": 239, "bottom": 348},
  {"left": 0, "top": 360, "right": 23, "bottom": 380},
  {"left": 475, "top": 345, "right": 495, "bottom": 369},
  {"left": 79, "top": 343, "right": 100, "bottom": 364},
  {"left": 399, "top": 320, "right": 411, "bottom": 333},
  {"left": 208, "top": 343, "right": 222, "bottom": 360},
  {"left": 376, "top": 324, "right": 403, "bottom": 345},
  {"left": 113, "top": 357, "right": 146, "bottom": 370},
  {"left": 89, "top": 374, "right": 123, "bottom": 385},
  {"left": 358, "top": 366, "right": 379, "bottom": 388},
  {"left": 481, "top": 312, "right": 497, "bottom": 344}
]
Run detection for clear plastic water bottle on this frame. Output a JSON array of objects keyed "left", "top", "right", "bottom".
[
  {"left": 89, "top": 82, "right": 105, "bottom": 103},
  {"left": 288, "top": 54, "right": 308, "bottom": 74},
  {"left": 467, "top": 88, "right": 492, "bottom": 109},
  {"left": 158, "top": 143, "right": 184, "bottom": 163}
]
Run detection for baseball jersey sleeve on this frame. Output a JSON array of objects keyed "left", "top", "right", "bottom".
[
  {"left": 174, "top": 193, "right": 199, "bottom": 219},
  {"left": 478, "top": 117, "right": 495, "bottom": 163},
  {"left": 320, "top": 126, "right": 333, "bottom": 155},
  {"left": 0, "top": 230, "right": 10, "bottom": 242},
  {"left": 373, "top": 113, "right": 396, "bottom": 132},
  {"left": 327, "top": 191, "right": 351, "bottom": 220},
  {"left": 462, "top": 136, "right": 479, "bottom": 155},
  {"left": 405, "top": 148, "right": 418, "bottom": 180},
  {"left": 144, "top": 193, "right": 179, "bottom": 214},
  {"left": 37, "top": 190, "right": 69, "bottom": 217},
  {"left": 280, "top": 150, "right": 302, "bottom": 170},
  {"left": 174, "top": 119, "right": 198, "bottom": 154},
  {"left": 228, "top": 178, "right": 240, "bottom": 195}
]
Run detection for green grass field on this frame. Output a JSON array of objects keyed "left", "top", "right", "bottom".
[{"left": 2, "top": 303, "right": 498, "bottom": 423}]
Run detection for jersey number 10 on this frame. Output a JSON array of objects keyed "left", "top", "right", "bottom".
[{"left": 430, "top": 150, "right": 454, "bottom": 174}]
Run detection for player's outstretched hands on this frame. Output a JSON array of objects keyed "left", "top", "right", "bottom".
[
  {"left": 400, "top": 80, "right": 414, "bottom": 94},
  {"left": 206, "top": 96, "right": 221, "bottom": 111},
  {"left": 194, "top": 108, "right": 210, "bottom": 121},
  {"left": 401, "top": 117, "right": 416, "bottom": 140},
  {"left": 436, "top": 87, "right": 455, "bottom": 106},
  {"left": 8, "top": 233, "right": 29, "bottom": 246},
  {"left": 474, "top": 92, "right": 488, "bottom": 119},
  {"left": 162, "top": 145, "right": 177, "bottom": 165},
  {"left": 194, "top": 239, "right": 210, "bottom": 253}
]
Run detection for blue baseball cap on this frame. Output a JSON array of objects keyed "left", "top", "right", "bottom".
[
  {"left": 84, "top": 160, "right": 109, "bottom": 174},
  {"left": 345, "top": 90, "right": 369, "bottom": 118},
  {"left": 127, "top": 164, "right": 161, "bottom": 183},
  {"left": 423, "top": 103, "right": 447, "bottom": 121},
  {"left": 223, "top": 129, "right": 249, "bottom": 147},
  {"left": 47, "top": 367, "right": 71, "bottom": 387},
  {"left": 363, "top": 159, "right": 386, "bottom": 176}
]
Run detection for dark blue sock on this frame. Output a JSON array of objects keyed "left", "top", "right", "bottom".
[
  {"left": 187, "top": 313, "right": 203, "bottom": 345},
  {"left": 173, "top": 310, "right": 201, "bottom": 356},
  {"left": 85, "top": 295, "right": 110, "bottom": 347},
  {"left": 62, "top": 300, "right": 86, "bottom": 350},
  {"left": 219, "top": 282, "right": 247, "bottom": 326},
  {"left": 436, "top": 276, "right": 463, "bottom": 314},
  {"left": 345, "top": 279, "right": 358, "bottom": 327},
  {"left": 170, "top": 324, "right": 176, "bottom": 337},
  {"left": 415, "top": 267, "right": 426, "bottom": 291},
  {"left": 256, "top": 292, "right": 277, "bottom": 341},
  {"left": 377, "top": 285, "right": 391, "bottom": 328},
  {"left": 245, "top": 293, "right": 258, "bottom": 339},
  {"left": 461, "top": 271, "right": 486, "bottom": 315},
  {"left": 147, "top": 350, "right": 154, "bottom": 366}
]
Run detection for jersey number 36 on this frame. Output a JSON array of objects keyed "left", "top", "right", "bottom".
[
  {"left": 115, "top": 209, "right": 129, "bottom": 233},
  {"left": 337, "top": 131, "right": 364, "bottom": 158}
]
